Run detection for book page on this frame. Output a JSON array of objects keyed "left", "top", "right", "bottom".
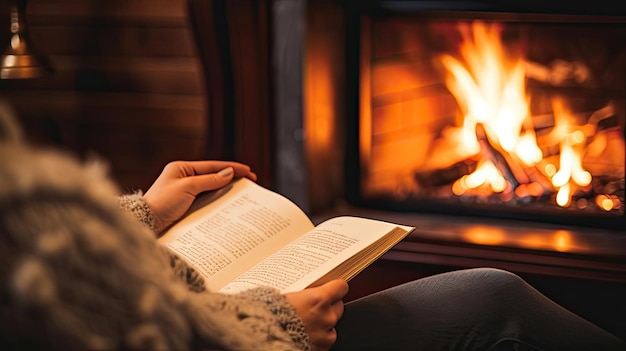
[
  {"left": 158, "top": 178, "right": 315, "bottom": 291},
  {"left": 219, "top": 216, "right": 413, "bottom": 294}
]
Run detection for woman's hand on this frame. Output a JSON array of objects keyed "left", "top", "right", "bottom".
[
  {"left": 285, "top": 280, "right": 349, "bottom": 351},
  {"left": 143, "top": 160, "right": 257, "bottom": 233}
]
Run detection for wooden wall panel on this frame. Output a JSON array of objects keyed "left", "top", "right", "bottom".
[
  {"left": 27, "top": 0, "right": 188, "bottom": 20},
  {"left": 0, "top": 0, "right": 206, "bottom": 191},
  {"left": 28, "top": 26, "right": 196, "bottom": 57}
]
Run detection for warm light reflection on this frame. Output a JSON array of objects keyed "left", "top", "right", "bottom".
[
  {"left": 553, "top": 230, "right": 573, "bottom": 252},
  {"left": 462, "top": 226, "right": 578, "bottom": 252},
  {"left": 306, "top": 57, "right": 334, "bottom": 149},
  {"left": 517, "top": 230, "right": 574, "bottom": 252},
  {"left": 10, "top": 34, "right": 21, "bottom": 50},
  {"left": 463, "top": 226, "right": 505, "bottom": 245}
]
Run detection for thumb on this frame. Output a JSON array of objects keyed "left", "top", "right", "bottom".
[
  {"left": 216, "top": 166, "right": 235, "bottom": 179},
  {"left": 317, "top": 279, "right": 350, "bottom": 303},
  {"left": 189, "top": 166, "right": 234, "bottom": 195}
]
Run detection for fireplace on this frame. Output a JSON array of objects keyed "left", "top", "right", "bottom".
[
  {"left": 188, "top": 0, "right": 626, "bottom": 335},
  {"left": 298, "top": 0, "right": 626, "bottom": 264},
  {"left": 188, "top": 0, "right": 626, "bottom": 272},
  {"left": 339, "top": 2, "right": 625, "bottom": 232}
]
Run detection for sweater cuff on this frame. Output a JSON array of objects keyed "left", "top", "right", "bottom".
[
  {"left": 118, "top": 191, "right": 157, "bottom": 232},
  {"left": 241, "top": 287, "right": 312, "bottom": 351}
]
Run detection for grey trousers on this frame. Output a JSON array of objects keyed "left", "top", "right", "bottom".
[{"left": 332, "top": 268, "right": 625, "bottom": 351}]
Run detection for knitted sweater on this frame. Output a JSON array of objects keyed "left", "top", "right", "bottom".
[{"left": 0, "top": 105, "right": 310, "bottom": 350}]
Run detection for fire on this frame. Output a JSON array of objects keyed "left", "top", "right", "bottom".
[
  {"left": 549, "top": 99, "right": 592, "bottom": 196},
  {"left": 452, "top": 160, "right": 506, "bottom": 195},
  {"left": 440, "top": 21, "right": 541, "bottom": 164},
  {"left": 440, "top": 21, "right": 596, "bottom": 208}
]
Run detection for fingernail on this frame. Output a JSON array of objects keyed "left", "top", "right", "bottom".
[{"left": 218, "top": 167, "right": 234, "bottom": 177}]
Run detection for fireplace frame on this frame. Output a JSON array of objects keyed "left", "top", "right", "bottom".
[{"left": 341, "top": 0, "right": 626, "bottom": 231}]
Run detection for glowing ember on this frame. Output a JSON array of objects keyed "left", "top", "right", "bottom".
[{"left": 453, "top": 160, "right": 506, "bottom": 195}]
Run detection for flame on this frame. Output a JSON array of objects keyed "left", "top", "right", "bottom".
[
  {"left": 453, "top": 160, "right": 506, "bottom": 194},
  {"left": 440, "top": 22, "right": 542, "bottom": 165},
  {"left": 441, "top": 21, "right": 596, "bottom": 208},
  {"left": 549, "top": 98, "right": 592, "bottom": 206}
]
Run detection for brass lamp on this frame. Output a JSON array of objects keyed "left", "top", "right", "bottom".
[{"left": 0, "top": 0, "right": 50, "bottom": 79}]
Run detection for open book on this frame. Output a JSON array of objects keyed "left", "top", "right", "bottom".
[{"left": 158, "top": 177, "right": 415, "bottom": 294}]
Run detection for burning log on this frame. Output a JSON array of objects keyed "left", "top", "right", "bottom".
[
  {"left": 475, "top": 123, "right": 524, "bottom": 190},
  {"left": 586, "top": 103, "right": 620, "bottom": 137},
  {"left": 525, "top": 59, "right": 591, "bottom": 87},
  {"left": 414, "top": 159, "right": 477, "bottom": 187},
  {"left": 516, "top": 165, "right": 555, "bottom": 199},
  {"left": 535, "top": 102, "right": 620, "bottom": 159}
]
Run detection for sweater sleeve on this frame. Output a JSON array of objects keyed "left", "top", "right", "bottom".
[
  {"left": 119, "top": 191, "right": 209, "bottom": 293},
  {"left": 240, "top": 287, "right": 312, "bottom": 351},
  {"left": 186, "top": 287, "right": 312, "bottom": 351},
  {"left": 118, "top": 191, "right": 157, "bottom": 232}
]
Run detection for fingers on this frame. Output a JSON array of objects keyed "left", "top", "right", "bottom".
[
  {"left": 313, "top": 299, "right": 343, "bottom": 350},
  {"left": 184, "top": 160, "right": 257, "bottom": 181},
  {"left": 166, "top": 160, "right": 258, "bottom": 196},
  {"left": 312, "top": 328, "right": 338, "bottom": 351},
  {"left": 309, "top": 279, "right": 348, "bottom": 323},
  {"left": 309, "top": 280, "right": 348, "bottom": 350},
  {"left": 183, "top": 167, "right": 234, "bottom": 195},
  {"left": 324, "top": 281, "right": 347, "bottom": 331}
]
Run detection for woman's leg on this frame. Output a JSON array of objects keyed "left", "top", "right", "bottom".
[{"left": 332, "top": 267, "right": 625, "bottom": 351}]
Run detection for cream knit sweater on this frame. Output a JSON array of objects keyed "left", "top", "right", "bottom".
[{"left": 0, "top": 103, "right": 310, "bottom": 350}]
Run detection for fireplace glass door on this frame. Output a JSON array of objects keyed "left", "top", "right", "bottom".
[{"left": 353, "top": 10, "right": 625, "bottom": 230}]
